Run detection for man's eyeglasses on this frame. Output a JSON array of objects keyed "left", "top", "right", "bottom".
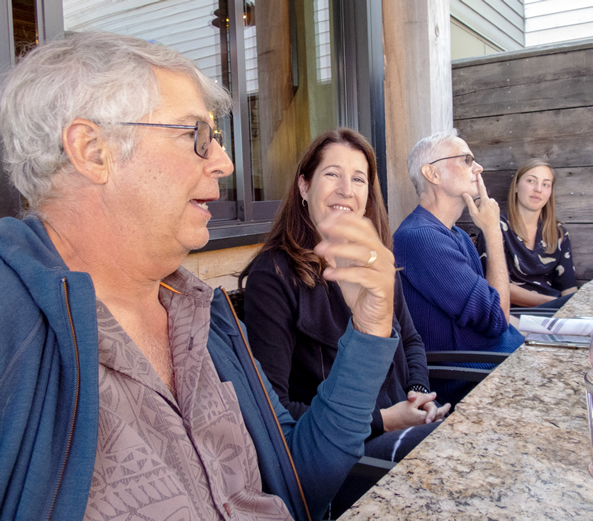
[
  {"left": 115, "top": 120, "right": 223, "bottom": 159},
  {"left": 429, "top": 154, "right": 474, "bottom": 167}
]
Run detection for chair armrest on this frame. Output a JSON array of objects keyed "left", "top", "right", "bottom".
[
  {"left": 510, "top": 307, "right": 555, "bottom": 317},
  {"left": 327, "top": 456, "right": 396, "bottom": 519},
  {"left": 428, "top": 366, "right": 492, "bottom": 382},
  {"left": 426, "top": 351, "right": 510, "bottom": 364}
]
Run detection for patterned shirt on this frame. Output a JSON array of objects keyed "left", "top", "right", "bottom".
[
  {"left": 84, "top": 268, "right": 292, "bottom": 521},
  {"left": 477, "top": 214, "right": 577, "bottom": 298}
]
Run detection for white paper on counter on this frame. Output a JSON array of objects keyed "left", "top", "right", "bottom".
[{"left": 518, "top": 315, "right": 593, "bottom": 336}]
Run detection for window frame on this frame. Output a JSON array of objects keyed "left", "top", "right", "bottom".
[
  {"left": 0, "top": 0, "right": 387, "bottom": 247},
  {"left": 206, "top": 0, "right": 387, "bottom": 250}
]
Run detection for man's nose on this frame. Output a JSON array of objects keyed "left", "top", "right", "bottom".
[
  {"left": 208, "top": 140, "right": 234, "bottom": 178},
  {"left": 472, "top": 160, "right": 483, "bottom": 175}
]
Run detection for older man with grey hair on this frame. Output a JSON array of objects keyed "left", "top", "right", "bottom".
[
  {"left": 0, "top": 32, "right": 398, "bottom": 521},
  {"left": 393, "top": 130, "right": 524, "bottom": 404}
]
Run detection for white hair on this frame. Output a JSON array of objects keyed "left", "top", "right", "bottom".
[
  {"left": 407, "top": 129, "right": 459, "bottom": 196},
  {"left": 0, "top": 31, "right": 231, "bottom": 210}
]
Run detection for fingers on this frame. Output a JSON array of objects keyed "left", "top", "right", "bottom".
[
  {"left": 321, "top": 263, "right": 392, "bottom": 289},
  {"left": 313, "top": 212, "right": 395, "bottom": 337},
  {"left": 422, "top": 401, "right": 437, "bottom": 423},
  {"left": 464, "top": 173, "right": 489, "bottom": 213},
  {"left": 314, "top": 214, "right": 394, "bottom": 282},
  {"left": 407, "top": 391, "right": 418, "bottom": 403},
  {"left": 316, "top": 212, "right": 390, "bottom": 256},
  {"left": 410, "top": 391, "right": 436, "bottom": 409},
  {"left": 316, "top": 241, "right": 392, "bottom": 271},
  {"left": 436, "top": 403, "right": 452, "bottom": 420},
  {"left": 476, "top": 172, "right": 489, "bottom": 198},
  {"left": 421, "top": 397, "right": 451, "bottom": 423},
  {"left": 462, "top": 193, "right": 476, "bottom": 212}
]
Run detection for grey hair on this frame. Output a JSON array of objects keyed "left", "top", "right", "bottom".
[
  {"left": 0, "top": 31, "right": 231, "bottom": 210},
  {"left": 407, "top": 129, "right": 460, "bottom": 196}
]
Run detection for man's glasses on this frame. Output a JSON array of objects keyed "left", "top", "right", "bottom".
[
  {"left": 429, "top": 154, "right": 474, "bottom": 167},
  {"left": 115, "top": 120, "right": 223, "bottom": 159}
]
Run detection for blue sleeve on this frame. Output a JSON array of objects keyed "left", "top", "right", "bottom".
[
  {"left": 275, "top": 322, "right": 398, "bottom": 519},
  {"left": 397, "top": 226, "right": 508, "bottom": 338},
  {"left": 553, "top": 225, "right": 577, "bottom": 291}
]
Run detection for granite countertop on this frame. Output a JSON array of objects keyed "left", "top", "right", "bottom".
[
  {"left": 339, "top": 282, "right": 593, "bottom": 520},
  {"left": 555, "top": 281, "right": 593, "bottom": 319}
]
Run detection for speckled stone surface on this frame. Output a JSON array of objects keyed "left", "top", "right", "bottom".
[
  {"left": 555, "top": 281, "right": 593, "bottom": 319},
  {"left": 338, "top": 282, "right": 593, "bottom": 520}
]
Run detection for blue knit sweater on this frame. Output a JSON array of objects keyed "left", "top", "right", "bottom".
[{"left": 393, "top": 206, "right": 524, "bottom": 355}]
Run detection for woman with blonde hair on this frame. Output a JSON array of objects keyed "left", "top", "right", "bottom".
[{"left": 478, "top": 158, "right": 577, "bottom": 307}]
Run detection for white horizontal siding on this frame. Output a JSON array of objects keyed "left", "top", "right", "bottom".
[
  {"left": 451, "top": 0, "right": 525, "bottom": 50},
  {"left": 525, "top": 0, "right": 593, "bottom": 17},
  {"left": 64, "top": 0, "right": 225, "bottom": 85},
  {"left": 527, "top": 20, "right": 593, "bottom": 46},
  {"left": 525, "top": 0, "right": 593, "bottom": 46},
  {"left": 526, "top": 6, "right": 593, "bottom": 31}
]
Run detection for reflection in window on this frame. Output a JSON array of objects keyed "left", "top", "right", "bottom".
[
  {"left": 12, "top": 0, "right": 38, "bottom": 57},
  {"left": 315, "top": 0, "right": 331, "bottom": 84},
  {"left": 62, "top": 0, "right": 236, "bottom": 202},
  {"left": 247, "top": 0, "right": 337, "bottom": 202},
  {"left": 62, "top": 0, "right": 339, "bottom": 214}
]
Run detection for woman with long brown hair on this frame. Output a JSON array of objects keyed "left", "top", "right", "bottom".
[
  {"left": 478, "top": 158, "right": 577, "bottom": 307},
  {"left": 240, "top": 128, "right": 449, "bottom": 462}
]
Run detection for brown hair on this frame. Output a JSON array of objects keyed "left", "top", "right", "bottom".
[
  {"left": 507, "top": 158, "right": 559, "bottom": 254},
  {"left": 240, "top": 128, "right": 391, "bottom": 288}
]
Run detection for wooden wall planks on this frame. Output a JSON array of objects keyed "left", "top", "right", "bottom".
[
  {"left": 454, "top": 75, "right": 593, "bottom": 119},
  {"left": 453, "top": 39, "right": 593, "bottom": 285},
  {"left": 457, "top": 108, "right": 593, "bottom": 168},
  {"left": 453, "top": 47, "right": 593, "bottom": 97}
]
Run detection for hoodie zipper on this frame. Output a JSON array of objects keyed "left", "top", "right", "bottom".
[
  {"left": 221, "top": 289, "right": 312, "bottom": 521},
  {"left": 46, "top": 277, "right": 81, "bottom": 520}
]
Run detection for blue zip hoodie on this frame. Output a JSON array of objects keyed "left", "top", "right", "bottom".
[{"left": 0, "top": 217, "right": 398, "bottom": 521}]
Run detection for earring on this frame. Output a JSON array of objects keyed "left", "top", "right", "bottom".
[{"left": 302, "top": 199, "right": 307, "bottom": 207}]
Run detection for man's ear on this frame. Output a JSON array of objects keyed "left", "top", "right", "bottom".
[
  {"left": 421, "top": 164, "right": 440, "bottom": 186},
  {"left": 297, "top": 175, "right": 308, "bottom": 201},
  {"left": 62, "top": 119, "right": 112, "bottom": 185}
]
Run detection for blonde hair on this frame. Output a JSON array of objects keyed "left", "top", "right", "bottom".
[{"left": 507, "top": 158, "right": 559, "bottom": 254}]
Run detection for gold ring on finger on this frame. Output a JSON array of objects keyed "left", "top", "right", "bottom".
[{"left": 365, "top": 250, "right": 378, "bottom": 268}]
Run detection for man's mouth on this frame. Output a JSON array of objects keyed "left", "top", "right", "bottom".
[{"left": 190, "top": 199, "right": 210, "bottom": 210}]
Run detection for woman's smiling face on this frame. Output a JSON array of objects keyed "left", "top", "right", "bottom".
[{"left": 298, "top": 143, "right": 369, "bottom": 230}]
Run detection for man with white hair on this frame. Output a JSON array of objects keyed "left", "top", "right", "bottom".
[
  {"left": 0, "top": 32, "right": 398, "bottom": 521},
  {"left": 393, "top": 130, "right": 524, "bottom": 402}
]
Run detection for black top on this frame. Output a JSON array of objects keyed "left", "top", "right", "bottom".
[
  {"left": 477, "top": 214, "right": 577, "bottom": 298},
  {"left": 243, "top": 249, "right": 430, "bottom": 437}
]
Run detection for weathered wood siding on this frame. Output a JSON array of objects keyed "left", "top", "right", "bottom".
[
  {"left": 451, "top": 0, "right": 525, "bottom": 51},
  {"left": 453, "top": 39, "right": 593, "bottom": 285}
]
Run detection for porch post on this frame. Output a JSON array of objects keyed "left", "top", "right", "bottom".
[{"left": 383, "top": 0, "right": 452, "bottom": 231}]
